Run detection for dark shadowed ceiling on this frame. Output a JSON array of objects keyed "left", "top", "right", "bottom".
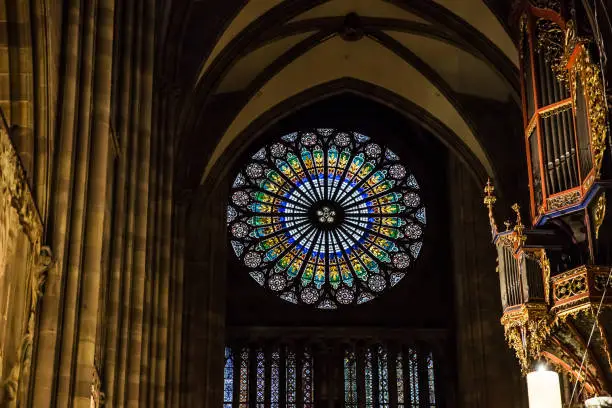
[{"left": 160, "top": 0, "right": 525, "bottom": 204}]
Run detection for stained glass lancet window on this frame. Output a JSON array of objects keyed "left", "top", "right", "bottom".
[
  {"left": 256, "top": 349, "right": 265, "bottom": 407},
  {"left": 286, "top": 350, "right": 297, "bottom": 408},
  {"left": 365, "top": 349, "right": 374, "bottom": 407},
  {"left": 302, "top": 349, "right": 314, "bottom": 407},
  {"left": 427, "top": 352, "right": 437, "bottom": 406},
  {"left": 408, "top": 349, "right": 420, "bottom": 407},
  {"left": 378, "top": 346, "right": 390, "bottom": 407},
  {"left": 271, "top": 350, "right": 281, "bottom": 408},
  {"left": 396, "top": 353, "right": 405, "bottom": 408},
  {"left": 223, "top": 347, "right": 234, "bottom": 408},
  {"left": 239, "top": 348, "right": 249, "bottom": 408},
  {"left": 227, "top": 129, "right": 426, "bottom": 308},
  {"left": 224, "top": 345, "right": 439, "bottom": 407},
  {"left": 344, "top": 350, "right": 358, "bottom": 407}
]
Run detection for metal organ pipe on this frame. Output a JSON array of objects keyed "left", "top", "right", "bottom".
[
  {"left": 544, "top": 59, "right": 564, "bottom": 193},
  {"left": 537, "top": 52, "right": 557, "bottom": 194},
  {"left": 562, "top": 108, "right": 579, "bottom": 185}
]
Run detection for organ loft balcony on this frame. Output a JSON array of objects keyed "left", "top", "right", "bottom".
[{"left": 484, "top": 180, "right": 612, "bottom": 399}]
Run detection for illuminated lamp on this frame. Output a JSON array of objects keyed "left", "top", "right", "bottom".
[{"left": 526, "top": 365, "right": 562, "bottom": 408}]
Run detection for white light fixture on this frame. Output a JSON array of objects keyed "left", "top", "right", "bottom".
[
  {"left": 585, "top": 396, "right": 612, "bottom": 407},
  {"left": 527, "top": 367, "right": 562, "bottom": 408}
]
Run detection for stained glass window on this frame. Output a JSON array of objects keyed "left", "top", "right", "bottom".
[
  {"left": 344, "top": 350, "right": 358, "bottom": 407},
  {"left": 286, "top": 350, "right": 297, "bottom": 408},
  {"left": 427, "top": 352, "right": 436, "bottom": 406},
  {"left": 365, "top": 349, "right": 374, "bottom": 407},
  {"left": 302, "top": 350, "right": 314, "bottom": 407},
  {"left": 223, "top": 347, "right": 234, "bottom": 407},
  {"left": 378, "top": 346, "right": 390, "bottom": 407},
  {"left": 408, "top": 349, "right": 419, "bottom": 407},
  {"left": 227, "top": 129, "right": 426, "bottom": 308},
  {"left": 225, "top": 345, "right": 440, "bottom": 408},
  {"left": 271, "top": 350, "right": 280, "bottom": 408},
  {"left": 239, "top": 348, "right": 249, "bottom": 408},
  {"left": 396, "top": 353, "right": 405, "bottom": 408},
  {"left": 256, "top": 349, "right": 265, "bottom": 407}
]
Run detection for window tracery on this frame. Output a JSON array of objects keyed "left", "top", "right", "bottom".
[
  {"left": 227, "top": 129, "right": 426, "bottom": 308},
  {"left": 224, "top": 344, "right": 437, "bottom": 407}
]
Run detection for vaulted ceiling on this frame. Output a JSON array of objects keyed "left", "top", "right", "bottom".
[{"left": 161, "top": 0, "right": 524, "bottom": 194}]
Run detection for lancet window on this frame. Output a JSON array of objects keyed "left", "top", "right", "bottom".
[{"left": 223, "top": 343, "right": 438, "bottom": 407}]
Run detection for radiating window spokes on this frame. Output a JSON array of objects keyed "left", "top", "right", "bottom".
[{"left": 227, "top": 129, "right": 427, "bottom": 308}]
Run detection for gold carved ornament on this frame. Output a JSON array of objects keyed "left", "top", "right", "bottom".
[
  {"left": 569, "top": 33, "right": 609, "bottom": 179},
  {"left": 593, "top": 192, "right": 606, "bottom": 240},
  {"left": 501, "top": 303, "right": 552, "bottom": 373},
  {"left": 483, "top": 179, "right": 498, "bottom": 238}
]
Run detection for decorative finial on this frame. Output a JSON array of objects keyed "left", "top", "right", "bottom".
[
  {"left": 483, "top": 179, "right": 498, "bottom": 238},
  {"left": 511, "top": 203, "right": 527, "bottom": 248}
]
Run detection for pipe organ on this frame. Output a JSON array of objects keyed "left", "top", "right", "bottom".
[
  {"left": 520, "top": 3, "right": 609, "bottom": 224},
  {"left": 485, "top": 0, "right": 612, "bottom": 404}
]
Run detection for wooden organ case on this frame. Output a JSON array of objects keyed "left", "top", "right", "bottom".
[{"left": 485, "top": 0, "right": 612, "bottom": 403}]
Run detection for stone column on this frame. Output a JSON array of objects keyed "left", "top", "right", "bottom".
[
  {"left": 448, "top": 154, "right": 528, "bottom": 408},
  {"left": 72, "top": 0, "right": 116, "bottom": 405}
]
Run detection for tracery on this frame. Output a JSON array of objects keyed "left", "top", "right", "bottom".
[{"left": 227, "top": 129, "right": 426, "bottom": 308}]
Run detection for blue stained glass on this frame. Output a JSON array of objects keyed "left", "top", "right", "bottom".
[
  {"left": 378, "top": 346, "right": 390, "bottom": 407},
  {"left": 286, "top": 350, "right": 297, "bottom": 408},
  {"left": 227, "top": 206, "right": 238, "bottom": 223},
  {"left": 358, "top": 292, "right": 374, "bottom": 304},
  {"left": 416, "top": 207, "right": 426, "bottom": 224},
  {"left": 282, "top": 132, "right": 299, "bottom": 142},
  {"left": 229, "top": 128, "right": 426, "bottom": 308},
  {"left": 409, "top": 349, "right": 419, "bottom": 406},
  {"left": 271, "top": 351, "right": 280, "bottom": 408},
  {"left": 344, "top": 351, "right": 358, "bottom": 407},
  {"left": 406, "top": 174, "right": 419, "bottom": 189},
  {"left": 224, "top": 347, "right": 234, "bottom": 405},
  {"left": 365, "top": 350, "right": 374, "bottom": 407},
  {"left": 302, "top": 350, "right": 314, "bottom": 407},
  {"left": 233, "top": 173, "right": 246, "bottom": 187},
  {"left": 385, "top": 148, "right": 399, "bottom": 160},
  {"left": 354, "top": 132, "right": 370, "bottom": 142},
  {"left": 256, "top": 350, "right": 265, "bottom": 406}
]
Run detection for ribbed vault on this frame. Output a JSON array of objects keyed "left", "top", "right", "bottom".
[{"left": 162, "top": 0, "right": 523, "bottom": 195}]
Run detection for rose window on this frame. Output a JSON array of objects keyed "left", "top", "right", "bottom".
[{"left": 227, "top": 129, "right": 426, "bottom": 308}]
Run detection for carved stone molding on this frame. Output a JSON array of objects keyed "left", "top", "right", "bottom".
[
  {"left": 0, "top": 113, "right": 50, "bottom": 406},
  {"left": 0, "top": 112, "right": 43, "bottom": 246}
]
